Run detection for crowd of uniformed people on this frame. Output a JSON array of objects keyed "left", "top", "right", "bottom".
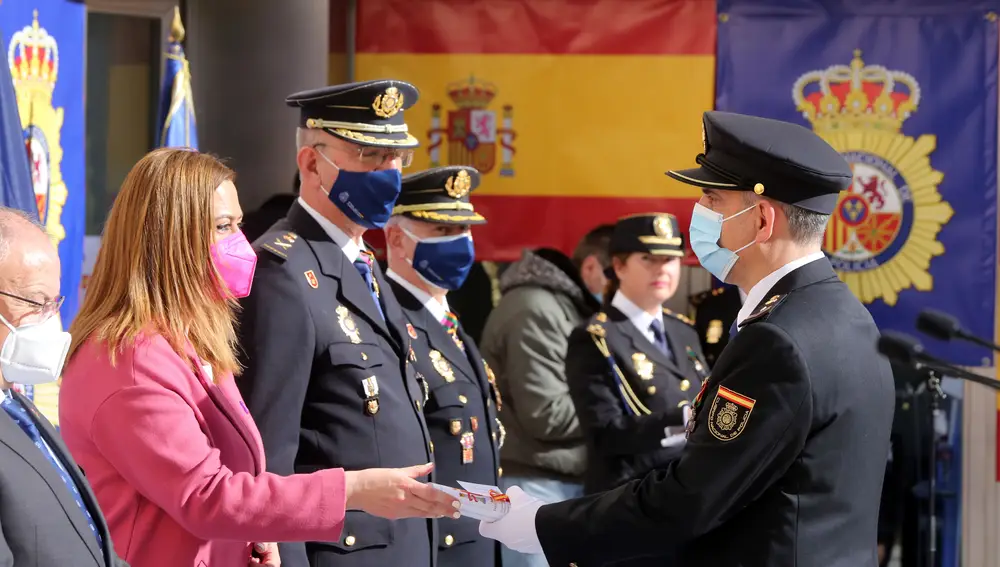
[{"left": 0, "top": 77, "right": 895, "bottom": 567}]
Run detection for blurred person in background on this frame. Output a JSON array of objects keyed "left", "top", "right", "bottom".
[
  {"left": 478, "top": 223, "right": 613, "bottom": 567},
  {"left": 566, "top": 213, "right": 707, "bottom": 497},
  {"left": 384, "top": 165, "right": 503, "bottom": 567},
  {"left": 0, "top": 206, "right": 127, "bottom": 567},
  {"left": 58, "top": 148, "right": 458, "bottom": 567},
  {"left": 242, "top": 171, "right": 300, "bottom": 243}
]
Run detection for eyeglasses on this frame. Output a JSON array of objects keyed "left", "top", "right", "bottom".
[
  {"left": 0, "top": 290, "right": 65, "bottom": 322},
  {"left": 316, "top": 143, "right": 414, "bottom": 169}
]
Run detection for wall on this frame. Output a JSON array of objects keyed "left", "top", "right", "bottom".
[{"left": 185, "top": 0, "right": 330, "bottom": 211}]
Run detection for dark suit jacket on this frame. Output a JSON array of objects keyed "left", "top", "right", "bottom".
[
  {"left": 566, "top": 306, "right": 708, "bottom": 494},
  {"left": 387, "top": 279, "right": 502, "bottom": 567},
  {"left": 237, "top": 202, "right": 436, "bottom": 567},
  {"left": 0, "top": 390, "right": 125, "bottom": 567},
  {"left": 536, "top": 259, "right": 895, "bottom": 567}
]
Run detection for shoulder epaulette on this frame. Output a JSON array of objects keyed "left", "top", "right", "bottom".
[
  {"left": 257, "top": 231, "right": 300, "bottom": 260},
  {"left": 586, "top": 312, "right": 608, "bottom": 337},
  {"left": 663, "top": 307, "right": 694, "bottom": 326},
  {"left": 741, "top": 293, "right": 787, "bottom": 327}
]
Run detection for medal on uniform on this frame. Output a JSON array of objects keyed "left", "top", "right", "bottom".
[
  {"left": 483, "top": 360, "right": 502, "bottom": 411},
  {"left": 450, "top": 419, "right": 462, "bottom": 436},
  {"left": 495, "top": 417, "right": 506, "bottom": 449},
  {"left": 337, "top": 305, "right": 362, "bottom": 344},
  {"left": 304, "top": 270, "right": 319, "bottom": 289},
  {"left": 362, "top": 376, "right": 380, "bottom": 416},
  {"left": 460, "top": 431, "right": 475, "bottom": 464},
  {"left": 632, "top": 353, "right": 655, "bottom": 380},
  {"left": 471, "top": 416, "right": 479, "bottom": 432},
  {"left": 409, "top": 345, "right": 417, "bottom": 362},
  {"left": 415, "top": 372, "right": 429, "bottom": 404},
  {"left": 429, "top": 350, "right": 455, "bottom": 382},
  {"left": 407, "top": 323, "right": 418, "bottom": 340},
  {"left": 680, "top": 379, "right": 691, "bottom": 392}
]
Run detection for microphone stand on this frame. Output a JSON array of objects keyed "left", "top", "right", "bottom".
[
  {"left": 912, "top": 361, "right": 999, "bottom": 567},
  {"left": 915, "top": 364, "right": 943, "bottom": 567}
]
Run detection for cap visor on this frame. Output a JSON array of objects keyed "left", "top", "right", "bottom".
[
  {"left": 327, "top": 129, "right": 420, "bottom": 149},
  {"left": 665, "top": 167, "right": 739, "bottom": 189}
]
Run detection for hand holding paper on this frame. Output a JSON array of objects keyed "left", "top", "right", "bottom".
[{"left": 477, "top": 486, "right": 545, "bottom": 554}]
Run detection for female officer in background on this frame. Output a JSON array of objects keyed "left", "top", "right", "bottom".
[{"left": 566, "top": 213, "right": 709, "bottom": 495}]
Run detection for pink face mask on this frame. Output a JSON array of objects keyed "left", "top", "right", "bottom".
[{"left": 210, "top": 231, "right": 257, "bottom": 298}]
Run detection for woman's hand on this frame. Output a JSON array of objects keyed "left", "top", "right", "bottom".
[
  {"left": 345, "top": 463, "right": 461, "bottom": 519},
  {"left": 249, "top": 542, "right": 279, "bottom": 566}
]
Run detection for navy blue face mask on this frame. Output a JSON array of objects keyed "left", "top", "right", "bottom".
[
  {"left": 403, "top": 227, "right": 475, "bottom": 291},
  {"left": 317, "top": 149, "right": 401, "bottom": 229}
]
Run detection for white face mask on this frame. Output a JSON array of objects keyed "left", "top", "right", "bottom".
[{"left": 0, "top": 313, "right": 71, "bottom": 386}]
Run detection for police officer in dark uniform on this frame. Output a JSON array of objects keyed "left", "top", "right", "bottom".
[
  {"left": 480, "top": 111, "right": 896, "bottom": 567},
  {"left": 383, "top": 165, "right": 503, "bottom": 567},
  {"left": 237, "top": 80, "right": 443, "bottom": 567},
  {"left": 567, "top": 213, "right": 708, "bottom": 495},
  {"left": 688, "top": 283, "right": 742, "bottom": 368}
]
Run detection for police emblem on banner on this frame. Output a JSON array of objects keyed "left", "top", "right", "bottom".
[
  {"left": 793, "top": 50, "right": 954, "bottom": 305},
  {"left": 427, "top": 76, "right": 517, "bottom": 177},
  {"left": 9, "top": 11, "right": 68, "bottom": 248}
]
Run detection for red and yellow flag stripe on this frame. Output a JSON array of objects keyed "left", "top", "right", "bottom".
[
  {"left": 717, "top": 386, "right": 755, "bottom": 409},
  {"left": 352, "top": 0, "right": 716, "bottom": 261}
]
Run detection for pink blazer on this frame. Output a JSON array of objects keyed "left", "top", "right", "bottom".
[{"left": 59, "top": 334, "right": 346, "bottom": 567}]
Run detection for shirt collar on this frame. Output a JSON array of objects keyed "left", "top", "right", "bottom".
[
  {"left": 737, "top": 251, "right": 825, "bottom": 326},
  {"left": 386, "top": 269, "right": 450, "bottom": 323},
  {"left": 297, "top": 197, "right": 362, "bottom": 263},
  {"left": 611, "top": 291, "right": 662, "bottom": 335}
]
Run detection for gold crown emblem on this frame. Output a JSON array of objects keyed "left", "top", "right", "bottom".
[
  {"left": 792, "top": 49, "right": 920, "bottom": 135},
  {"left": 445, "top": 170, "right": 472, "bottom": 199},
  {"left": 8, "top": 11, "right": 59, "bottom": 96},
  {"left": 447, "top": 76, "right": 497, "bottom": 109}
]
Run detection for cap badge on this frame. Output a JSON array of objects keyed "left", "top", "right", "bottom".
[
  {"left": 653, "top": 215, "right": 673, "bottom": 239},
  {"left": 701, "top": 124, "right": 707, "bottom": 153},
  {"left": 372, "top": 86, "right": 404, "bottom": 118},
  {"left": 445, "top": 170, "right": 472, "bottom": 199}
]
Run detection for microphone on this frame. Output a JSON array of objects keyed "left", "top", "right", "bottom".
[
  {"left": 876, "top": 331, "right": 924, "bottom": 366},
  {"left": 877, "top": 331, "right": 1000, "bottom": 391},
  {"left": 916, "top": 308, "right": 1000, "bottom": 353}
]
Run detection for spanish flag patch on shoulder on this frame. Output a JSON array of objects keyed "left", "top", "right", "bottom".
[{"left": 708, "top": 386, "right": 756, "bottom": 441}]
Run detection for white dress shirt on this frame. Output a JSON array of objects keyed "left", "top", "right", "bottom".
[
  {"left": 297, "top": 197, "right": 363, "bottom": 262},
  {"left": 611, "top": 291, "right": 664, "bottom": 345},
  {"left": 736, "top": 251, "right": 826, "bottom": 327},
  {"left": 386, "top": 269, "right": 450, "bottom": 323}
]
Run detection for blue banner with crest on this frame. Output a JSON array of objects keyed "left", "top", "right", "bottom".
[
  {"left": 717, "top": 0, "right": 999, "bottom": 367},
  {"left": 0, "top": 1, "right": 86, "bottom": 329}
]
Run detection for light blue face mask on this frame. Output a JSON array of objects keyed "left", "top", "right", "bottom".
[{"left": 689, "top": 202, "right": 756, "bottom": 283}]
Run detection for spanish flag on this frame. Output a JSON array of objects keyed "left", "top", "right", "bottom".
[{"left": 353, "top": 0, "right": 716, "bottom": 260}]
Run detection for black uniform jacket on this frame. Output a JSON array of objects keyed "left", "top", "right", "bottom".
[
  {"left": 566, "top": 307, "right": 707, "bottom": 494},
  {"left": 689, "top": 285, "right": 743, "bottom": 368},
  {"left": 237, "top": 202, "right": 436, "bottom": 567},
  {"left": 0, "top": 390, "right": 127, "bottom": 567},
  {"left": 387, "top": 278, "right": 502, "bottom": 567},
  {"left": 535, "top": 259, "right": 895, "bottom": 567}
]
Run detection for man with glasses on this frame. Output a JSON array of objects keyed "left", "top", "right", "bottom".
[
  {"left": 237, "top": 80, "right": 440, "bottom": 567},
  {"left": 0, "top": 206, "right": 126, "bottom": 566}
]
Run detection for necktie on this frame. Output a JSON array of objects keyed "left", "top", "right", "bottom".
[
  {"left": 649, "top": 319, "right": 673, "bottom": 360},
  {"left": 441, "top": 311, "right": 465, "bottom": 351},
  {"left": 1, "top": 395, "right": 102, "bottom": 547},
  {"left": 729, "top": 319, "right": 739, "bottom": 339},
  {"left": 353, "top": 251, "right": 385, "bottom": 321}
]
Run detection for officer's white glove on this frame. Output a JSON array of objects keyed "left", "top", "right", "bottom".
[
  {"left": 478, "top": 486, "right": 545, "bottom": 554},
  {"left": 661, "top": 404, "right": 692, "bottom": 448}
]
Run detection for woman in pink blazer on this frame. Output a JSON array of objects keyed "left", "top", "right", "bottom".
[{"left": 59, "top": 149, "right": 458, "bottom": 567}]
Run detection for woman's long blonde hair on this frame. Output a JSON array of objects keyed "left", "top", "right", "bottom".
[{"left": 68, "top": 148, "right": 241, "bottom": 379}]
